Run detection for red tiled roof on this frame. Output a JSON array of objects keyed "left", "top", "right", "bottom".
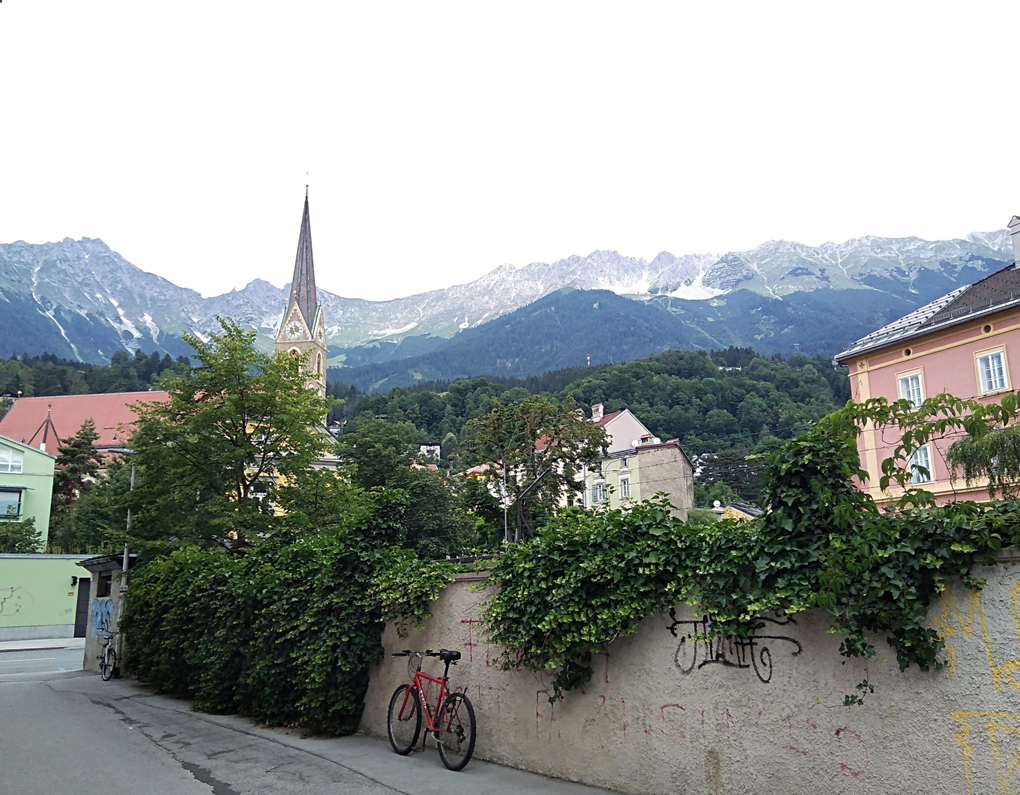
[
  {"left": 0, "top": 391, "right": 169, "bottom": 451},
  {"left": 596, "top": 410, "right": 624, "bottom": 426}
]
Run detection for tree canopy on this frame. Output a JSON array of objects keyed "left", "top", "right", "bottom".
[{"left": 127, "top": 319, "right": 332, "bottom": 549}]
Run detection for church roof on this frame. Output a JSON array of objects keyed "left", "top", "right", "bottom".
[{"left": 286, "top": 191, "right": 318, "bottom": 329}]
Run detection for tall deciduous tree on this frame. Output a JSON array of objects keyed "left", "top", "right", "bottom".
[
  {"left": 128, "top": 318, "right": 332, "bottom": 549},
  {"left": 463, "top": 395, "right": 607, "bottom": 541}
]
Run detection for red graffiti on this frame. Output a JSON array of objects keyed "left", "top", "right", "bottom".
[
  {"left": 460, "top": 618, "right": 482, "bottom": 662},
  {"left": 786, "top": 715, "right": 808, "bottom": 756},
  {"left": 835, "top": 727, "right": 870, "bottom": 778},
  {"left": 725, "top": 709, "right": 735, "bottom": 729},
  {"left": 660, "top": 703, "right": 686, "bottom": 738},
  {"left": 536, "top": 691, "right": 558, "bottom": 741}
]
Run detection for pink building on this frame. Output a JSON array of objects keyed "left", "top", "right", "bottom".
[{"left": 836, "top": 216, "right": 1020, "bottom": 504}]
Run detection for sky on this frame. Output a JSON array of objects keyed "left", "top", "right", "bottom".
[{"left": 1, "top": 2, "right": 1016, "bottom": 302}]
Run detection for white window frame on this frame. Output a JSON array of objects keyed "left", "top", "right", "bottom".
[
  {"left": 0, "top": 445, "right": 24, "bottom": 474},
  {"left": 592, "top": 481, "right": 606, "bottom": 504},
  {"left": 908, "top": 444, "right": 933, "bottom": 485},
  {"left": 897, "top": 370, "right": 924, "bottom": 409},
  {"left": 976, "top": 348, "right": 1009, "bottom": 395},
  {"left": 619, "top": 476, "right": 631, "bottom": 499}
]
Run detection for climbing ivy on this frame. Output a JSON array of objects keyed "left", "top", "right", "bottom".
[{"left": 484, "top": 393, "right": 1020, "bottom": 702}]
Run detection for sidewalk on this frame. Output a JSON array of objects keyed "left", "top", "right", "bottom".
[{"left": 0, "top": 637, "right": 86, "bottom": 653}]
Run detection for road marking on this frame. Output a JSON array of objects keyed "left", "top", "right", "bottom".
[{"left": 0, "top": 658, "right": 56, "bottom": 664}]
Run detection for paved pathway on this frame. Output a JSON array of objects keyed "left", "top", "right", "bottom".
[{"left": 0, "top": 670, "right": 623, "bottom": 795}]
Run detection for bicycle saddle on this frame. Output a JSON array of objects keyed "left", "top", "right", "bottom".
[{"left": 439, "top": 649, "right": 461, "bottom": 662}]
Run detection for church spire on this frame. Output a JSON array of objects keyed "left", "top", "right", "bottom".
[{"left": 286, "top": 191, "right": 318, "bottom": 331}]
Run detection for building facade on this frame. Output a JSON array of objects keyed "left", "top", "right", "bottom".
[
  {"left": 275, "top": 189, "right": 328, "bottom": 399},
  {"left": 581, "top": 404, "right": 694, "bottom": 518},
  {"left": 836, "top": 215, "right": 1020, "bottom": 504},
  {"left": 0, "top": 434, "right": 56, "bottom": 544}
]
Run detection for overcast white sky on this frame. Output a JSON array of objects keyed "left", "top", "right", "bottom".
[{"left": 1, "top": 2, "right": 1016, "bottom": 301}]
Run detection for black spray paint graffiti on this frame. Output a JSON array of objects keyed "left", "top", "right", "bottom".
[
  {"left": 668, "top": 614, "right": 803, "bottom": 684},
  {"left": 0, "top": 586, "right": 33, "bottom": 617},
  {"left": 91, "top": 598, "right": 114, "bottom": 638}
]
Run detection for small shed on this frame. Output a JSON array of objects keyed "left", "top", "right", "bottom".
[{"left": 76, "top": 552, "right": 137, "bottom": 674}]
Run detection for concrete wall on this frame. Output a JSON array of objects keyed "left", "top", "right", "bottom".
[
  {"left": 363, "top": 559, "right": 1020, "bottom": 795},
  {"left": 0, "top": 555, "right": 88, "bottom": 640}
]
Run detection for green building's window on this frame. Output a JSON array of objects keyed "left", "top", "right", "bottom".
[
  {"left": 0, "top": 445, "right": 24, "bottom": 473},
  {"left": 0, "top": 489, "right": 22, "bottom": 519}
]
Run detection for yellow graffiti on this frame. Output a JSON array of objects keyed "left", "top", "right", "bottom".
[
  {"left": 953, "top": 711, "right": 1020, "bottom": 794},
  {"left": 932, "top": 587, "right": 1020, "bottom": 691}
]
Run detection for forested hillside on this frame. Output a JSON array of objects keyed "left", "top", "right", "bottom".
[
  {"left": 329, "top": 347, "right": 850, "bottom": 504},
  {"left": 0, "top": 350, "right": 186, "bottom": 410}
]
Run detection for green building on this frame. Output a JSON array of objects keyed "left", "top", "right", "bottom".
[
  {"left": 0, "top": 554, "right": 91, "bottom": 640},
  {"left": 0, "top": 434, "right": 55, "bottom": 546}
]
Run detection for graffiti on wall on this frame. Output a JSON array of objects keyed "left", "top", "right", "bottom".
[
  {"left": 668, "top": 614, "right": 802, "bottom": 684},
  {"left": 0, "top": 586, "right": 33, "bottom": 617},
  {"left": 91, "top": 598, "right": 114, "bottom": 638},
  {"left": 933, "top": 580, "right": 1020, "bottom": 793}
]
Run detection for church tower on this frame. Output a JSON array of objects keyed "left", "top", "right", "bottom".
[{"left": 275, "top": 189, "right": 328, "bottom": 398}]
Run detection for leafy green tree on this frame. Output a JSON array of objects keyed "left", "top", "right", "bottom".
[
  {"left": 128, "top": 319, "right": 332, "bottom": 550},
  {"left": 334, "top": 419, "right": 421, "bottom": 490},
  {"left": 49, "top": 461, "right": 133, "bottom": 553},
  {"left": 0, "top": 517, "right": 42, "bottom": 553},
  {"left": 947, "top": 424, "right": 1020, "bottom": 498},
  {"left": 334, "top": 418, "right": 472, "bottom": 557},
  {"left": 463, "top": 395, "right": 608, "bottom": 541}
]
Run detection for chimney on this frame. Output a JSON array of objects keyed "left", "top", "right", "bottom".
[
  {"left": 1011, "top": 215, "right": 1020, "bottom": 267},
  {"left": 591, "top": 403, "right": 604, "bottom": 423}
]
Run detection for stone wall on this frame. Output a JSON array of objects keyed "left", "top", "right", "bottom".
[{"left": 363, "top": 557, "right": 1020, "bottom": 794}]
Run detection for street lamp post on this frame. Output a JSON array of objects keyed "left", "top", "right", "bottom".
[{"left": 107, "top": 448, "right": 135, "bottom": 593}]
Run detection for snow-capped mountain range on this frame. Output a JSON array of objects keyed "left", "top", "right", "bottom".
[{"left": 0, "top": 230, "right": 1012, "bottom": 366}]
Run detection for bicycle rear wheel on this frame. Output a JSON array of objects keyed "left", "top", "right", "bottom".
[
  {"left": 100, "top": 647, "right": 116, "bottom": 681},
  {"left": 387, "top": 684, "right": 422, "bottom": 755},
  {"left": 437, "top": 692, "right": 476, "bottom": 771}
]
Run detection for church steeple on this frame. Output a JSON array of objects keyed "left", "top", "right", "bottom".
[
  {"left": 275, "top": 189, "right": 327, "bottom": 399},
  {"left": 287, "top": 187, "right": 318, "bottom": 332}
]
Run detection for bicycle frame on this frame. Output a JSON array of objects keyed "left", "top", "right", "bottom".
[{"left": 397, "top": 654, "right": 452, "bottom": 734}]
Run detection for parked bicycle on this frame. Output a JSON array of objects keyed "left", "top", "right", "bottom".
[
  {"left": 387, "top": 648, "right": 476, "bottom": 771},
  {"left": 98, "top": 630, "right": 118, "bottom": 681}
]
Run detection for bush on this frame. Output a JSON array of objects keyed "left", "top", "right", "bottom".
[{"left": 122, "top": 525, "right": 453, "bottom": 734}]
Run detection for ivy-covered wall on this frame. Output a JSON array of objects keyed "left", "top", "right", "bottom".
[{"left": 364, "top": 561, "right": 1020, "bottom": 795}]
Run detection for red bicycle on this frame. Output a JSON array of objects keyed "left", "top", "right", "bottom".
[{"left": 387, "top": 648, "right": 477, "bottom": 771}]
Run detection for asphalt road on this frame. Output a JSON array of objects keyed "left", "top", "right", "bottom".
[
  {"left": 0, "top": 670, "right": 620, "bottom": 795},
  {"left": 0, "top": 647, "right": 84, "bottom": 678}
]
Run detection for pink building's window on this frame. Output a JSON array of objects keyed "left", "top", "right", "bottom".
[
  {"left": 908, "top": 445, "right": 933, "bottom": 484},
  {"left": 976, "top": 350, "right": 1008, "bottom": 394},
  {"left": 898, "top": 372, "right": 924, "bottom": 408}
]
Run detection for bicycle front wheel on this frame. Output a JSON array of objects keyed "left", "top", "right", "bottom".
[
  {"left": 100, "top": 648, "right": 116, "bottom": 681},
  {"left": 387, "top": 684, "right": 421, "bottom": 755},
  {"left": 437, "top": 692, "right": 476, "bottom": 771}
]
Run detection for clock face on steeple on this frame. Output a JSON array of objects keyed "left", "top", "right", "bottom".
[
  {"left": 285, "top": 321, "right": 302, "bottom": 339},
  {"left": 315, "top": 326, "right": 325, "bottom": 343}
]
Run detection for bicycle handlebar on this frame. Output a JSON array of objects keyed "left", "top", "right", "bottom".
[{"left": 390, "top": 648, "right": 458, "bottom": 663}]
